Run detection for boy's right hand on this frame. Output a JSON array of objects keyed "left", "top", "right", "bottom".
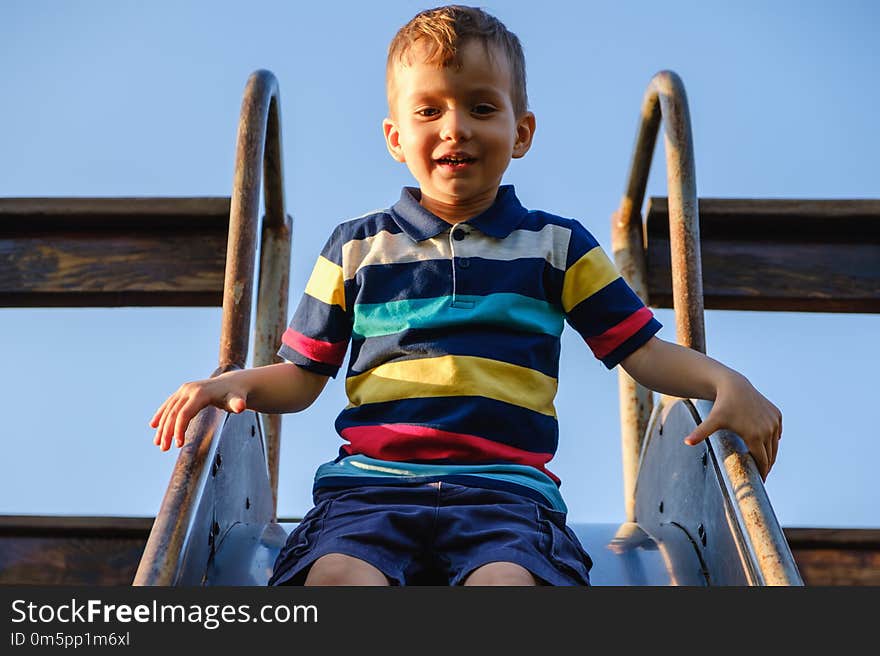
[{"left": 149, "top": 374, "right": 248, "bottom": 451}]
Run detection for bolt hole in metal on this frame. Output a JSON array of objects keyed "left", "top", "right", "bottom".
[
  {"left": 245, "top": 497, "right": 250, "bottom": 510},
  {"left": 659, "top": 501, "right": 664, "bottom": 513},
  {"left": 658, "top": 423, "right": 663, "bottom": 436},
  {"left": 251, "top": 425, "right": 256, "bottom": 437},
  {"left": 698, "top": 524, "right": 707, "bottom": 546},
  {"left": 211, "top": 454, "right": 222, "bottom": 477}
]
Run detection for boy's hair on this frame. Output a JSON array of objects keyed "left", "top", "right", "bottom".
[{"left": 386, "top": 5, "right": 528, "bottom": 116}]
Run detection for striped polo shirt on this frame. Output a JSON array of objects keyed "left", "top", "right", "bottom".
[{"left": 278, "top": 186, "right": 661, "bottom": 511}]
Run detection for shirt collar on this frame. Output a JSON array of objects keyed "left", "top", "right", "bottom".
[{"left": 389, "top": 185, "right": 528, "bottom": 241}]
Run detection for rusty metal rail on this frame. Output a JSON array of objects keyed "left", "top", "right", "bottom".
[
  {"left": 220, "top": 69, "right": 292, "bottom": 510},
  {"left": 134, "top": 70, "right": 291, "bottom": 586},
  {"left": 611, "top": 71, "right": 801, "bottom": 585},
  {"left": 612, "top": 70, "right": 703, "bottom": 522}
]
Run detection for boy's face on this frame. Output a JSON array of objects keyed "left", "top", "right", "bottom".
[{"left": 383, "top": 40, "right": 535, "bottom": 218}]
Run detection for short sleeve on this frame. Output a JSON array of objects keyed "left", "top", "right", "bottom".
[
  {"left": 561, "top": 221, "right": 661, "bottom": 369},
  {"left": 277, "top": 226, "right": 352, "bottom": 378}
]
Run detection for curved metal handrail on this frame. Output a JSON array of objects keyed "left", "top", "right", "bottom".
[
  {"left": 134, "top": 70, "right": 291, "bottom": 586},
  {"left": 612, "top": 70, "right": 703, "bottom": 522},
  {"left": 611, "top": 71, "right": 800, "bottom": 585},
  {"left": 221, "top": 69, "right": 292, "bottom": 512}
]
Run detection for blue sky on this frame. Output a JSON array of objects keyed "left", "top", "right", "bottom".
[{"left": 1, "top": 0, "right": 877, "bottom": 529}]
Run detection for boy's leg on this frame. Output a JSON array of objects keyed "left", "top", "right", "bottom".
[
  {"left": 269, "top": 484, "right": 439, "bottom": 586},
  {"left": 462, "top": 561, "right": 539, "bottom": 586},
  {"left": 305, "top": 553, "right": 391, "bottom": 586},
  {"left": 435, "top": 483, "right": 593, "bottom": 586}
]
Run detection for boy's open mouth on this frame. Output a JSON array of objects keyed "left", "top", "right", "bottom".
[{"left": 436, "top": 155, "right": 476, "bottom": 167}]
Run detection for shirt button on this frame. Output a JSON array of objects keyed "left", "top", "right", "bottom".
[
  {"left": 452, "top": 228, "right": 466, "bottom": 241},
  {"left": 459, "top": 257, "right": 470, "bottom": 268}
]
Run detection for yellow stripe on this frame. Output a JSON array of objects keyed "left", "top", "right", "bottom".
[
  {"left": 561, "top": 246, "right": 619, "bottom": 312},
  {"left": 351, "top": 460, "right": 418, "bottom": 475},
  {"left": 345, "top": 355, "right": 557, "bottom": 417},
  {"left": 304, "top": 255, "right": 346, "bottom": 310}
]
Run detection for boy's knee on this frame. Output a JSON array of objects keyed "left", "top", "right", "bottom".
[
  {"left": 463, "top": 561, "right": 540, "bottom": 586},
  {"left": 304, "top": 553, "right": 391, "bottom": 586}
]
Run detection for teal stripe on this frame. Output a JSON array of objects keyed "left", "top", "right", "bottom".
[
  {"left": 314, "top": 455, "right": 567, "bottom": 512},
  {"left": 353, "top": 294, "right": 564, "bottom": 339}
]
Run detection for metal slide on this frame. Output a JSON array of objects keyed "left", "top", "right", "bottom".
[
  {"left": 133, "top": 68, "right": 801, "bottom": 586},
  {"left": 133, "top": 394, "right": 802, "bottom": 586}
]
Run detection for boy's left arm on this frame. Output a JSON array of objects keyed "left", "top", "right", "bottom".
[{"left": 620, "top": 336, "right": 782, "bottom": 481}]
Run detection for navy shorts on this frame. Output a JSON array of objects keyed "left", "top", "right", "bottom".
[{"left": 268, "top": 482, "right": 593, "bottom": 586}]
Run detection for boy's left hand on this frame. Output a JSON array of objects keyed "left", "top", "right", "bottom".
[{"left": 684, "top": 372, "right": 782, "bottom": 481}]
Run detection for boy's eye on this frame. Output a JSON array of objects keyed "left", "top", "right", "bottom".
[
  {"left": 416, "top": 107, "right": 440, "bottom": 118},
  {"left": 472, "top": 104, "right": 498, "bottom": 116}
]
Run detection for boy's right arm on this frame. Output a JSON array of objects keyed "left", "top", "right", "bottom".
[{"left": 149, "top": 363, "right": 329, "bottom": 452}]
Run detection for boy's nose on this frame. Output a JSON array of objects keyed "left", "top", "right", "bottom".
[{"left": 439, "top": 109, "right": 472, "bottom": 141}]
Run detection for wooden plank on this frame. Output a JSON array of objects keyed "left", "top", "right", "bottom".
[
  {"left": 783, "top": 527, "right": 880, "bottom": 586},
  {"left": 784, "top": 527, "right": 880, "bottom": 548},
  {"left": 645, "top": 198, "right": 880, "bottom": 313},
  {"left": 0, "top": 197, "right": 230, "bottom": 307},
  {"left": 0, "top": 514, "right": 154, "bottom": 537},
  {"left": 0, "top": 197, "right": 231, "bottom": 227},
  {"left": 0, "top": 536, "right": 147, "bottom": 585},
  {"left": 0, "top": 516, "right": 153, "bottom": 585}
]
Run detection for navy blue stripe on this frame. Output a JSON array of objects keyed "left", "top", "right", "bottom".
[
  {"left": 352, "top": 259, "right": 452, "bottom": 304},
  {"left": 352, "top": 258, "right": 563, "bottom": 305},
  {"left": 456, "top": 258, "right": 561, "bottom": 301},
  {"left": 348, "top": 328, "right": 561, "bottom": 378},
  {"left": 563, "top": 219, "right": 602, "bottom": 268},
  {"left": 277, "top": 345, "right": 342, "bottom": 378},
  {"left": 336, "top": 211, "right": 404, "bottom": 245},
  {"left": 335, "top": 396, "right": 558, "bottom": 455},
  {"left": 565, "top": 277, "right": 647, "bottom": 338},
  {"left": 600, "top": 317, "right": 662, "bottom": 369},
  {"left": 289, "top": 294, "right": 351, "bottom": 343},
  {"left": 318, "top": 225, "right": 345, "bottom": 265}
]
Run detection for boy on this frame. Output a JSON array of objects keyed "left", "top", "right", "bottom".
[{"left": 150, "top": 5, "right": 781, "bottom": 586}]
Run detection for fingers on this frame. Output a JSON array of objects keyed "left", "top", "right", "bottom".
[
  {"left": 226, "top": 395, "right": 246, "bottom": 414},
  {"left": 684, "top": 414, "right": 721, "bottom": 447},
  {"left": 172, "top": 397, "right": 201, "bottom": 449},
  {"left": 154, "top": 399, "right": 173, "bottom": 447},
  {"left": 766, "top": 407, "right": 782, "bottom": 474},
  {"left": 149, "top": 395, "right": 172, "bottom": 430},
  {"left": 152, "top": 383, "right": 198, "bottom": 451},
  {"left": 150, "top": 380, "right": 248, "bottom": 452},
  {"left": 756, "top": 443, "right": 771, "bottom": 482},
  {"left": 159, "top": 394, "right": 189, "bottom": 451}
]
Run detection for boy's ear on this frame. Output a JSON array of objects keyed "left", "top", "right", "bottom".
[
  {"left": 383, "top": 118, "right": 406, "bottom": 162},
  {"left": 512, "top": 111, "right": 536, "bottom": 159}
]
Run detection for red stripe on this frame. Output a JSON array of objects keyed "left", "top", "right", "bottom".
[
  {"left": 340, "top": 424, "right": 559, "bottom": 484},
  {"left": 587, "top": 306, "right": 654, "bottom": 359},
  {"left": 282, "top": 328, "right": 347, "bottom": 366}
]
